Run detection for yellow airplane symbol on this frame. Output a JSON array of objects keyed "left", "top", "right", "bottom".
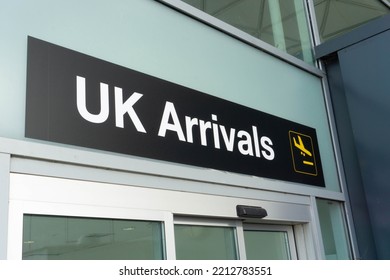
[{"left": 293, "top": 135, "right": 312, "bottom": 157}]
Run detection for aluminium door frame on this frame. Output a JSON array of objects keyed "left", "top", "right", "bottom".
[{"left": 8, "top": 172, "right": 318, "bottom": 259}]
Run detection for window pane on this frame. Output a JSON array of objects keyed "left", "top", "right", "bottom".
[
  {"left": 174, "top": 224, "right": 238, "bottom": 260},
  {"left": 244, "top": 230, "right": 291, "bottom": 260},
  {"left": 182, "top": 0, "right": 314, "bottom": 64},
  {"left": 23, "top": 215, "right": 165, "bottom": 260},
  {"left": 313, "top": 0, "right": 389, "bottom": 42},
  {"left": 316, "top": 199, "right": 352, "bottom": 259}
]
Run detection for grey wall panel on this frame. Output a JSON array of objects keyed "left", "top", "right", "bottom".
[
  {"left": 338, "top": 29, "right": 390, "bottom": 259},
  {"left": 324, "top": 56, "right": 377, "bottom": 259}
]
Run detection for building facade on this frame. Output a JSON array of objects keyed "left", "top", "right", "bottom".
[
  {"left": 0, "top": 0, "right": 388, "bottom": 260},
  {"left": 316, "top": 13, "right": 390, "bottom": 259}
]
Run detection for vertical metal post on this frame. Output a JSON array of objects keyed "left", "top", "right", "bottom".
[
  {"left": 305, "top": 0, "right": 322, "bottom": 46},
  {"left": 305, "top": 0, "right": 360, "bottom": 259},
  {"left": 268, "top": 0, "right": 287, "bottom": 51},
  {"left": 294, "top": 0, "right": 313, "bottom": 63},
  {"left": 0, "top": 153, "right": 10, "bottom": 259},
  {"left": 310, "top": 196, "right": 326, "bottom": 259}
]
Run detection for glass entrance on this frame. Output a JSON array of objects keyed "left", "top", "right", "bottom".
[
  {"left": 243, "top": 224, "right": 297, "bottom": 260},
  {"left": 8, "top": 174, "right": 316, "bottom": 260},
  {"left": 22, "top": 214, "right": 165, "bottom": 260},
  {"left": 174, "top": 224, "right": 238, "bottom": 260},
  {"left": 173, "top": 218, "right": 239, "bottom": 260},
  {"left": 173, "top": 218, "right": 298, "bottom": 260}
]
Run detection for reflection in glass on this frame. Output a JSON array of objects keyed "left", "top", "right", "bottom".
[
  {"left": 313, "top": 0, "right": 389, "bottom": 42},
  {"left": 244, "top": 230, "right": 291, "bottom": 260},
  {"left": 23, "top": 214, "right": 165, "bottom": 260},
  {"left": 317, "top": 199, "right": 352, "bottom": 259},
  {"left": 182, "top": 0, "right": 314, "bottom": 64},
  {"left": 174, "top": 224, "right": 238, "bottom": 260}
]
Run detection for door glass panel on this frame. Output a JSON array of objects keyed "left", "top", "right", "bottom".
[
  {"left": 22, "top": 214, "right": 165, "bottom": 260},
  {"left": 174, "top": 224, "right": 238, "bottom": 260},
  {"left": 244, "top": 229, "right": 291, "bottom": 260},
  {"left": 316, "top": 199, "right": 352, "bottom": 259}
]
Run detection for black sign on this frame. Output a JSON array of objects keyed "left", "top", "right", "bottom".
[{"left": 25, "top": 37, "right": 325, "bottom": 187}]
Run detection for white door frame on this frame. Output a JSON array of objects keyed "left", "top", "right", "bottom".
[
  {"left": 8, "top": 173, "right": 318, "bottom": 259},
  {"left": 7, "top": 200, "right": 175, "bottom": 260}
]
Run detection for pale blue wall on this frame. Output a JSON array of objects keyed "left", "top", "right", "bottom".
[{"left": 0, "top": 0, "right": 340, "bottom": 191}]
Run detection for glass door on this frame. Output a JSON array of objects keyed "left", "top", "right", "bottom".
[
  {"left": 243, "top": 224, "right": 297, "bottom": 260},
  {"left": 173, "top": 218, "right": 299, "bottom": 260},
  {"left": 174, "top": 218, "right": 240, "bottom": 260},
  {"left": 22, "top": 214, "right": 165, "bottom": 260}
]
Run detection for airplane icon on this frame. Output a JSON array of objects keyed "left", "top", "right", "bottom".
[
  {"left": 292, "top": 135, "right": 314, "bottom": 166},
  {"left": 289, "top": 131, "right": 317, "bottom": 175},
  {"left": 293, "top": 135, "right": 312, "bottom": 157}
]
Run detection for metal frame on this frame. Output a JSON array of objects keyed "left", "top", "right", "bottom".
[
  {"left": 305, "top": 0, "right": 322, "bottom": 47},
  {"left": 1, "top": 137, "right": 345, "bottom": 202},
  {"left": 381, "top": 0, "right": 390, "bottom": 8},
  {"left": 172, "top": 218, "right": 301, "bottom": 260},
  {"left": 309, "top": 196, "right": 326, "bottom": 259},
  {"left": 306, "top": 0, "right": 359, "bottom": 259},
  {"left": 7, "top": 172, "right": 319, "bottom": 259},
  {"left": 316, "top": 68, "right": 359, "bottom": 259},
  {"left": 0, "top": 153, "right": 10, "bottom": 259},
  {"left": 7, "top": 197, "right": 176, "bottom": 260}
]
